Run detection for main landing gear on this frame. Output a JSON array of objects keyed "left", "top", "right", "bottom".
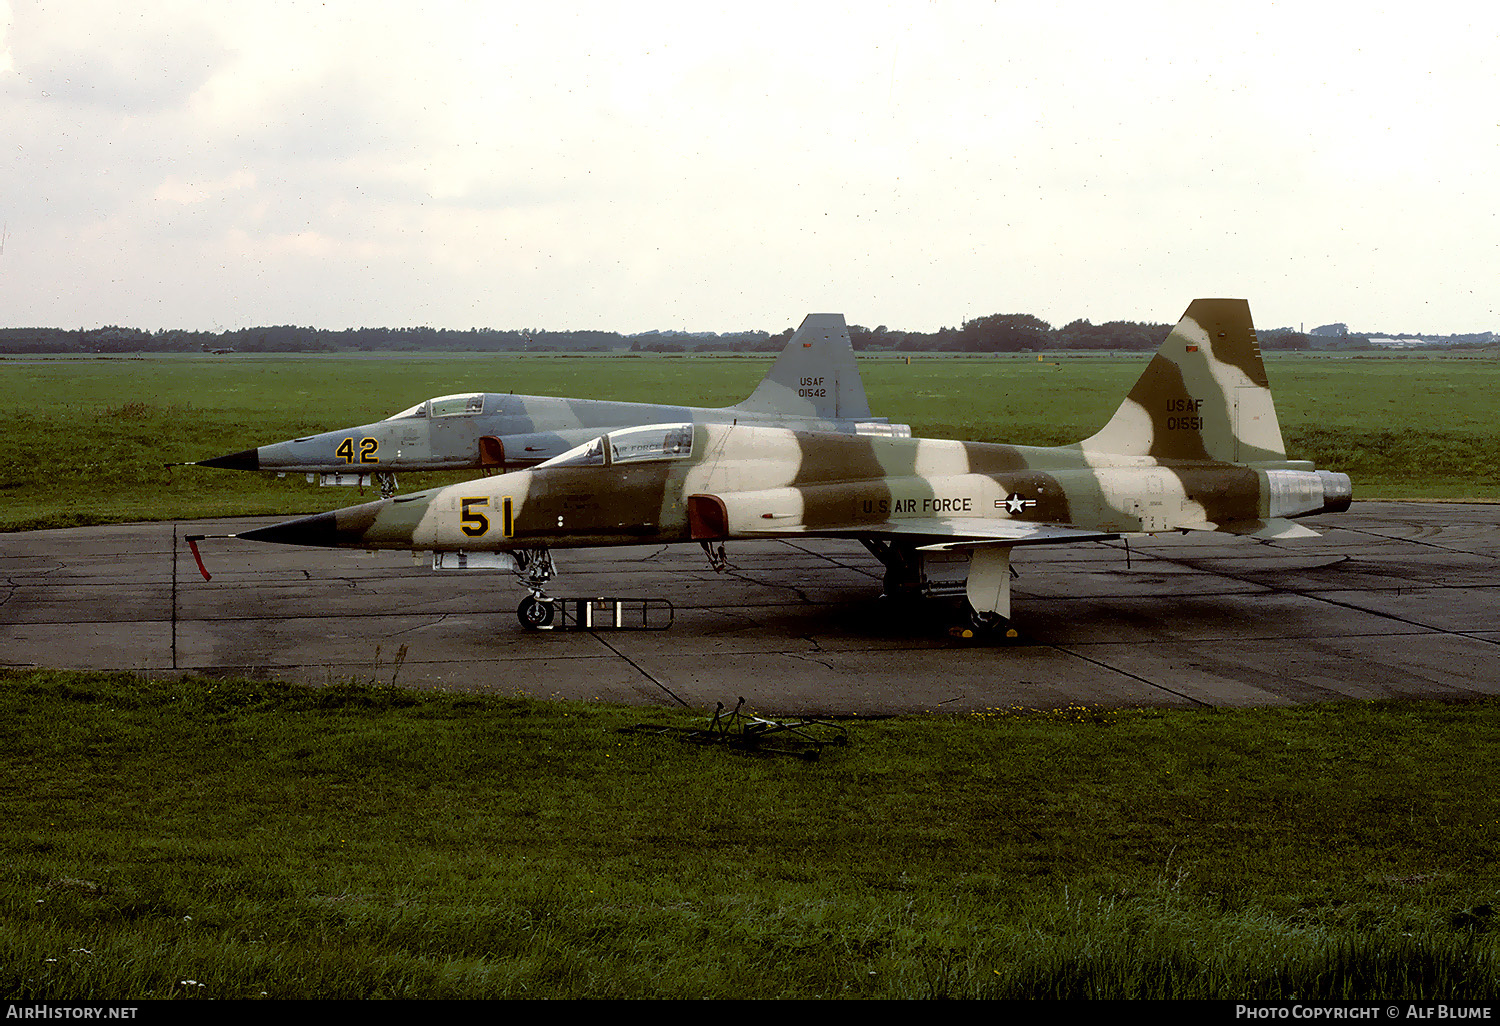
[
  {"left": 952, "top": 608, "right": 1021, "bottom": 642},
  {"left": 860, "top": 538, "right": 1022, "bottom": 642}
]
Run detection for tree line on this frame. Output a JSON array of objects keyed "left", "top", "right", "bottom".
[{"left": 0, "top": 315, "right": 1472, "bottom": 356}]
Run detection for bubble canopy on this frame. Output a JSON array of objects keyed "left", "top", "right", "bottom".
[
  {"left": 537, "top": 424, "right": 695, "bottom": 470},
  {"left": 385, "top": 394, "right": 485, "bottom": 420}
]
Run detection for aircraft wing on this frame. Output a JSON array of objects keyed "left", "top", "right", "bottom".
[
  {"left": 747, "top": 514, "right": 1321, "bottom": 547},
  {"left": 740, "top": 516, "right": 1119, "bottom": 550}
]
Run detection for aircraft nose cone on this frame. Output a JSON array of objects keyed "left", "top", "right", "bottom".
[
  {"left": 235, "top": 497, "right": 391, "bottom": 548},
  {"left": 197, "top": 448, "right": 261, "bottom": 471},
  {"left": 237, "top": 512, "right": 338, "bottom": 547}
]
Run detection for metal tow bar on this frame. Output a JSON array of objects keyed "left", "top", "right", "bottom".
[
  {"left": 620, "top": 697, "right": 849, "bottom": 760},
  {"left": 532, "top": 597, "right": 675, "bottom": 631}
]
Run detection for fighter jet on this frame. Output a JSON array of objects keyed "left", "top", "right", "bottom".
[
  {"left": 194, "top": 314, "right": 906, "bottom": 496},
  {"left": 230, "top": 300, "right": 1352, "bottom": 637}
]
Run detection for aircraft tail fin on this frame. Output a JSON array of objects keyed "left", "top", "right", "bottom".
[
  {"left": 1079, "top": 298, "right": 1289, "bottom": 465},
  {"left": 733, "top": 313, "right": 872, "bottom": 420}
]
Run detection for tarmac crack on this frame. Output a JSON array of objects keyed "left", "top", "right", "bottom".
[
  {"left": 382, "top": 614, "right": 451, "bottom": 638},
  {"left": 1041, "top": 640, "right": 1214, "bottom": 707},
  {"left": 789, "top": 651, "right": 839, "bottom": 673},
  {"left": 1104, "top": 542, "right": 1500, "bottom": 647},
  {"left": 3, "top": 560, "right": 67, "bottom": 578},
  {"left": 779, "top": 540, "right": 884, "bottom": 582},
  {"left": 582, "top": 630, "right": 690, "bottom": 708},
  {"left": 720, "top": 567, "right": 815, "bottom": 605},
  {"left": 1336, "top": 524, "right": 1500, "bottom": 562}
]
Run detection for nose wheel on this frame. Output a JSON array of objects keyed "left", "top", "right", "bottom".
[{"left": 518, "top": 595, "right": 555, "bottom": 629}]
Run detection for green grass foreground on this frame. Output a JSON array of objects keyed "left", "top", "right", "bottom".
[
  {"left": 3, "top": 669, "right": 1498, "bottom": 1000},
  {"left": 2, "top": 352, "right": 1497, "bottom": 531}
]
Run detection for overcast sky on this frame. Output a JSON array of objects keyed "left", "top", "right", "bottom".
[{"left": 2, "top": 1, "right": 1497, "bottom": 335}]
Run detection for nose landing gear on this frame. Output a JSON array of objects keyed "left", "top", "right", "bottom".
[{"left": 517, "top": 595, "right": 555, "bottom": 629}]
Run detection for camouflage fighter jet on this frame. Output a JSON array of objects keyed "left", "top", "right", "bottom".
[
  {"left": 194, "top": 314, "right": 906, "bottom": 496},
  {"left": 230, "top": 299, "right": 1352, "bottom": 636}
]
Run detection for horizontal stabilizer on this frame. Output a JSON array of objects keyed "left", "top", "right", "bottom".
[{"left": 1178, "top": 518, "right": 1321, "bottom": 540}]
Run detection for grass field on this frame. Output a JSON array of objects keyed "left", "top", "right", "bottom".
[
  {"left": 1, "top": 351, "right": 1497, "bottom": 531},
  {"left": 4, "top": 669, "right": 1498, "bottom": 1000}
]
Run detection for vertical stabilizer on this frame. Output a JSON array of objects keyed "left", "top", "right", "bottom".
[
  {"left": 1079, "top": 299, "right": 1288, "bottom": 464},
  {"left": 734, "top": 313, "right": 872, "bottom": 420}
]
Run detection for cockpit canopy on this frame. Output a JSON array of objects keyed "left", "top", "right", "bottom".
[
  {"left": 538, "top": 424, "right": 695, "bottom": 470},
  {"left": 386, "top": 393, "right": 485, "bottom": 420}
]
